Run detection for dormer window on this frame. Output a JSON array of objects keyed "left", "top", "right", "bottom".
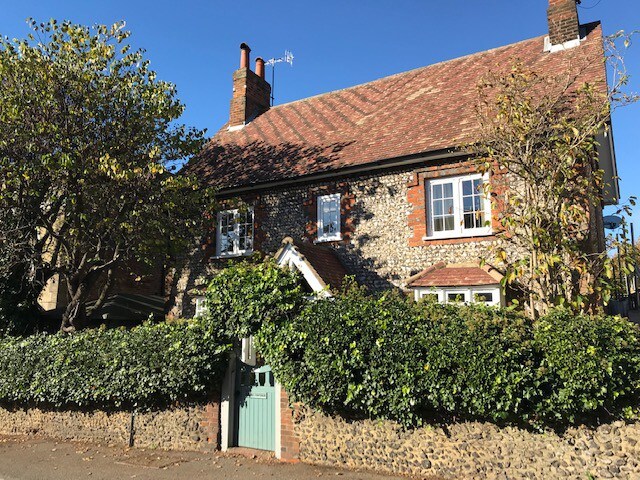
[
  {"left": 216, "top": 207, "right": 254, "bottom": 257},
  {"left": 317, "top": 193, "right": 341, "bottom": 242}
]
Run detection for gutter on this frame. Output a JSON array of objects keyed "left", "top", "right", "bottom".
[{"left": 216, "top": 148, "right": 472, "bottom": 197}]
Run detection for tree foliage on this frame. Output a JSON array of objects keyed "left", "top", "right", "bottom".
[
  {"left": 473, "top": 33, "right": 638, "bottom": 316},
  {"left": 0, "top": 19, "right": 215, "bottom": 331}
]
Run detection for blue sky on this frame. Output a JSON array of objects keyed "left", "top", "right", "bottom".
[{"left": 2, "top": 0, "right": 639, "bottom": 227}]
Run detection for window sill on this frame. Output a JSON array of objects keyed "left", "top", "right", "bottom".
[
  {"left": 314, "top": 235, "right": 342, "bottom": 244},
  {"left": 422, "top": 231, "right": 493, "bottom": 242},
  {"left": 211, "top": 250, "right": 254, "bottom": 260}
]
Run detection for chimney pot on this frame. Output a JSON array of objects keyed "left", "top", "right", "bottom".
[
  {"left": 255, "top": 57, "right": 265, "bottom": 79},
  {"left": 239, "top": 42, "right": 251, "bottom": 69},
  {"left": 228, "top": 45, "right": 271, "bottom": 128}
]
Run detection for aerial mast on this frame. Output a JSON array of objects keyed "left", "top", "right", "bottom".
[{"left": 265, "top": 50, "right": 294, "bottom": 106}]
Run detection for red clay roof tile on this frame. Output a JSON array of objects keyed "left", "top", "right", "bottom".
[
  {"left": 407, "top": 264, "right": 500, "bottom": 287},
  {"left": 187, "top": 23, "right": 605, "bottom": 190}
]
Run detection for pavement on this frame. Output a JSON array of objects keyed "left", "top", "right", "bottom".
[{"left": 0, "top": 435, "right": 419, "bottom": 480}]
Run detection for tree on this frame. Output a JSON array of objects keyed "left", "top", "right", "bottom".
[
  {"left": 474, "top": 32, "right": 638, "bottom": 317},
  {"left": 0, "top": 19, "right": 215, "bottom": 332}
]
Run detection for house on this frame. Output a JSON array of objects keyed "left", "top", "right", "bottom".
[{"left": 177, "top": 0, "right": 618, "bottom": 319}]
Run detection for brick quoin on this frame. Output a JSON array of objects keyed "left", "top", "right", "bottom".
[
  {"left": 279, "top": 390, "right": 301, "bottom": 462},
  {"left": 198, "top": 392, "right": 221, "bottom": 450}
]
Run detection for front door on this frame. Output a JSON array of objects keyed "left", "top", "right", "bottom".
[{"left": 235, "top": 361, "right": 276, "bottom": 451}]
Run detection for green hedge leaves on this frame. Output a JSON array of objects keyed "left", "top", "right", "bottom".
[
  {"left": 258, "top": 286, "right": 640, "bottom": 429},
  {"left": 0, "top": 319, "right": 229, "bottom": 409},
  {"left": 206, "top": 259, "right": 305, "bottom": 340}
]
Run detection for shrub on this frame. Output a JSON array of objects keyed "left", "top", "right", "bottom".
[
  {"left": 533, "top": 309, "right": 640, "bottom": 424},
  {"left": 258, "top": 285, "right": 426, "bottom": 425},
  {"left": 0, "top": 319, "right": 229, "bottom": 409},
  {"left": 418, "top": 302, "right": 538, "bottom": 424},
  {"left": 259, "top": 284, "right": 640, "bottom": 429},
  {"left": 205, "top": 258, "right": 305, "bottom": 339}
]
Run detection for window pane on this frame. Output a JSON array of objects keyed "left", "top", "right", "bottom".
[
  {"left": 433, "top": 184, "right": 442, "bottom": 200},
  {"left": 220, "top": 234, "right": 231, "bottom": 254},
  {"left": 464, "top": 213, "right": 474, "bottom": 229},
  {"left": 420, "top": 293, "right": 439, "bottom": 303},
  {"left": 463, "top": 196, "right": 473, "bottom": 212},
  {"left": 448, "top": 293, "right": 465, "bottom": 303},
  {"left": 434, "top": 217, "right": 444, "bottom": 232},
  {"left": 443, "top": 183, "right": 453, "bottom": 198},
  {"left": 475, "top": 292, "right": 493, "bottom": 303},
  {"left": 444, "top": 198, "right": 454, "bottom": 215},
  {"left": 434, "top": 200, "right": 443, "bottom": 216},
  {"left": 474, "top": 196, "right": 481, "bottom": 211},
  {"left": 473, "top": 178, "right": 483, "bottom": 192},
  {"left": 444, "top": 215, "right": 455, "bottom": 230},
  {"left": 462, "top": 180, "right": 472, "bottom": 196},
  {"left": 322, "top": 199, "right": 337, "bottom": 214}
]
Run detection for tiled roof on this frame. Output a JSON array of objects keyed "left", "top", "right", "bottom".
[
  {"left": 291, "top": 240, "right": 348, "bottom": 291},
  {"left": 406, "top": 262, "right": 502, "bottom": 288},
  {"left": 187, "top": 23, "right": 605, "bottom": 190}
]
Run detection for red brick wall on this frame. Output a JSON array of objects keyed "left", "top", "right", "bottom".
[
  {"left": 279, "top": 390, "right": 301, "bottom": 462},
  {"left": 229, "top": 68, "right": 271, "bottom": 127},
  {"left": 199, "top": 392, "right": 221, "bottom": 450}
]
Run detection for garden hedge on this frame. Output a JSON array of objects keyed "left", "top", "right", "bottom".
[
  {"left": 0, "top": 319, "right": 229, "bottom": 409},
  {"left": 256, "top": 285, "right": 640, "bottom": 429}
]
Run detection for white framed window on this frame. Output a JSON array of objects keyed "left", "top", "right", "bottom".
[
  {"left": 194, "top": 296, "right": 207, "bottom": 317},
  {"left": 416, "top": 289, "right": 443, "bottom": 303},
  {"left": 216, "top": 207, "right": 254, "bottom": 257},
  {"left": 317, "top": 193, "right": 341, "bottom": 242},
  {"left": 414, "top": 286, "right": 501, "bottom": 307},
  {"left": 426, "top": 174, "right": 491, "bottom": 239}
]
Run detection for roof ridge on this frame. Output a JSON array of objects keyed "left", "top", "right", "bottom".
[{"left": 268, "top": 33, "right": 548, "bottom": 111}]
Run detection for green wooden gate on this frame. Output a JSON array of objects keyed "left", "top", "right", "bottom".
[{"left": 235, "top": 361, "right": 276, "bottom": 451}]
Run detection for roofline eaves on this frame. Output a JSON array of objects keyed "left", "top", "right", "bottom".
[{"left": 217, "top": 148, "right": 474, "bottom": 196}]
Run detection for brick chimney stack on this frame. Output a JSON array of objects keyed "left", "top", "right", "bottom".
[
  {"left": 229, "top": 43, "right": 271, "bottom": 129},
  {"left": 547, "top": 0, "right": 581, "bottom": 46}
]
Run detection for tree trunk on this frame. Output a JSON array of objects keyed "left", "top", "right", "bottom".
[{"left": 60, "top": 282, "right": 89, "bottom": 333}]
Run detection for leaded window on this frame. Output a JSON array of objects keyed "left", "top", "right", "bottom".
[
  {"left": 216, "top": 208, "right": 254, "bottom": 256},
  {"left": 317, "top": 193, "right": 341, "bottom": 242},
  {"left": 427, "top": 174, "right": 490, "bottom": 238}
]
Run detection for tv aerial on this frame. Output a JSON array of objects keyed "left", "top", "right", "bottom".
[{"left": 265, "top": 50, "right": 294, "bottom": 106}]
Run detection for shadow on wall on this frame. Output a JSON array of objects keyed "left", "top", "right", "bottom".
[
  {"left": 164, "top": 202, "right": 403, "bottom": 318},
  {"left": 168, "top": 142, "right": 420, "bottom": 317}
]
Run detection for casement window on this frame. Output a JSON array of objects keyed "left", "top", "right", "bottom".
[
  {"left": 426, "top": 174, "right": 491, "bottom": 239},
  {"left": 216, "top": 207, "right": 254, "bottom": 257},
  {"left": 194, "top": 296, "right": 207, "bottom": 317},
  {"left": 317, "top": 193, "right": 341, "bottom": 242},
  {"left": 415, "top": 286, "right": 501, "bottom": 306}
]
